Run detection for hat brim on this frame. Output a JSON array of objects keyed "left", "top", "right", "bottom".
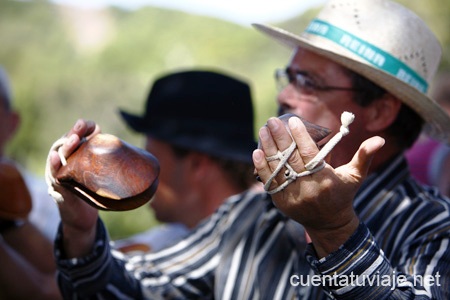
[
  {"left": 119, "top": 109, "right": 149, "bottom": 134},
  {"left": 119, "top": 109, "right": 256, "bottom": 164},
  {"left": 253, "top": 23, "right": 450, "bottom": 144}
]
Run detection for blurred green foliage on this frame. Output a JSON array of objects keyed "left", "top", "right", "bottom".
[{"left": 1, "top": 0, "right": 449, "bottom": 239}]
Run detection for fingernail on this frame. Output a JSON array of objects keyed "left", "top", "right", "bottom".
[
  {"left": 74, "top": 120, "right": 83, "bottom": 131},
  {"left": 259, "top": 126, "right": 269, "bottom": 141},
  {"left": 267, "top": 118, "right": 279, "bottom": 131},
  {"left": 252, "top": 150, "right": 263, "bottom": 163},
  {"left": 289, "top": 117, "right": 300, "bottom": 129}
]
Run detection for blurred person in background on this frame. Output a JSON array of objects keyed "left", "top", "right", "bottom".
[
  {"left": 0, "top": 66, "right": 61, "bottom": 298},
  {"left": 0, "top": 210, "right": 61, "bottom": 299},
  {"left": 406, "top": 71, "right": 450, "bottom": 197},
  {"left": 0, "top": 66, "right": 60, "bottom": 241},
  {"left": 113, "top": 69, "right": 258, "bottom": 253}
]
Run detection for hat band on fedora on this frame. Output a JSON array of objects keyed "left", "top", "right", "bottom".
[{"left": 305, "top": 19, "right": 428, "bottom": 93}]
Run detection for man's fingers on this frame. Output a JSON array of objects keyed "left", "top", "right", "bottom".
[
  {"left": 254, "top": 126, "right": 281, "bottom": 189},
  {"left": 48, "top": 134, "right": 80, "bottom": 180},
  {"left": 66, "top": 119, "right": 98, "bottom": 140},
  {"left": 288, "top": 116, "right": 319, "bottom": 165},
  {"left": 59, "top": 134, "right": 81, "bottom": 159},
  {"left": 49, "top": 151, "right": 62, "bottom": 175},
  {"left": 50, "top": 119, "right": 99, "bottom": 178},
  {"left": 255, "top": 116, "right": 314, "bottom": 189},
  {"left": 346, "top": 136, "right": 385, "bottom": 180},
  {"left": 258, "top": 125, "right": 277, "bottom": 157},
  {"left": 253, "top": 149, "right": 271, "bottom": 181},
  {"left": 59, "top": 119, "right": 100, "bottom": 163},
  {"left": 266, "top": 117, "right": 293, "bottom": 156}
]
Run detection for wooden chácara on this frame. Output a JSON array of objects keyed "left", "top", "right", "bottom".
[{"left": 56, "top": 134, "right": 160, "bottom": 211}]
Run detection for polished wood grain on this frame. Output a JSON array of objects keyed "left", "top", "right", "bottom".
[{"left": 56, "top": 134, "right": 160, "bottom": 211}]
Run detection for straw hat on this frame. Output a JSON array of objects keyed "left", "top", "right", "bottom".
[{"left": 253, "top": 0, "right": 450, "bottom": 143}]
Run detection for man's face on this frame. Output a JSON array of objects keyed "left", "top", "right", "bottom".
[
  {"left": 144, "top": 137, "right": 195, "bottom": 225},
  {"left": 277, "top": 47, "right": 371, "bottom": 167}
]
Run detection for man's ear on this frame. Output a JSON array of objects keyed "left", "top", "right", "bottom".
[
  {"left": 186, "top": 152, "right": 211, "bottom": 182},
  {"left": 364, "top": 94, "right": 401, "bottom": 132}
]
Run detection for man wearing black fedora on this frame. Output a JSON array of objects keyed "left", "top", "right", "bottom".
[
  {"left": 113, "top": 70, "right": 257, "bottom": 253},
  {"left": 48, "top": 0, "right": 450, "bottom": 298}
]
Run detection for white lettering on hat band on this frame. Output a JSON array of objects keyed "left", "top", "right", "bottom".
[{"left": 305, "top": 19, "right": 428, "bottom": 93}]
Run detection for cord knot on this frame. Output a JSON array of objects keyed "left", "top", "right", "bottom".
[{"left": 264, "top": 111, "right": 354, "bottom": 194}]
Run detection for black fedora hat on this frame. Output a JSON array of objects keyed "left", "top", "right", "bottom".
[{"left": 119, "top": 69, "right": 256, "bottom": 163}]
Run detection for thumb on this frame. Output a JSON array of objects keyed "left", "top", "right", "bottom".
[{"left": 346, "top": 136, "right": 385, "bottom": 180}]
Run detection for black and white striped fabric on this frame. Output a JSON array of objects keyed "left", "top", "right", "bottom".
[{"left": 56, "top": 155, "right": 450, "bottom": 299}]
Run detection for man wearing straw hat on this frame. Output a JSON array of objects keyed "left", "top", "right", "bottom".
[{"left": 48, "top": 0, "right": 450, "bottom": 298}]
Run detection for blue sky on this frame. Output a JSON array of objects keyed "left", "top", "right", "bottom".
[{"left": 49, "top": 0, "right": 327, "bottom": 26}]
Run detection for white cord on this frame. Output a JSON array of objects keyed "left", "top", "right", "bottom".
[
  {"left": 44, "top": 137, "right": 69, "bottom": 203},
  {"left": 264, "top": 111, "right": 355, "bottom": 194},
  {"left": 305, "top": 111, "right": 355, "bottom": 170}
]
